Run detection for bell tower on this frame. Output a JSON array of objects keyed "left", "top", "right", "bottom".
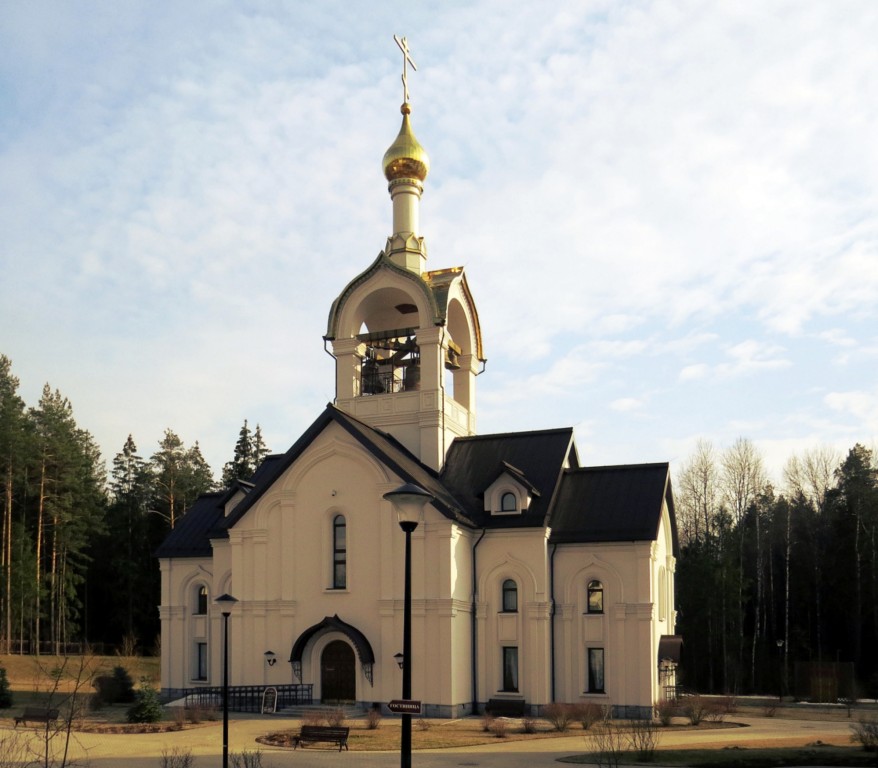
[{"left": 324, "top": 37, "right": 485, "bottom": 471}]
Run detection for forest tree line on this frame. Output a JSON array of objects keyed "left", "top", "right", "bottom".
[
  {"left": 0, "top": 355, "right": 267, "bottom": 655},
  {"left": 3, "top": 353, "right": 877, "bottom": 699},
  {"left": 675, "top": 437, "right": 878, "bottom": 698}
]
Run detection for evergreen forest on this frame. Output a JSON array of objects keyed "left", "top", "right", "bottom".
[{"left": 2, "top": 353, "right": 877, "bottom": 699}]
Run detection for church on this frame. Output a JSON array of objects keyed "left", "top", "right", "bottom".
[{"left": 157, "top": 41, "right": 680, "bottom": 719}]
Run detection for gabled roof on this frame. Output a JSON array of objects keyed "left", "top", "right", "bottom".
[
  {"left": 548, "top": 463, "right": 678, "bottom": 553},
  {"left": 440, "top": 428, "right": 578, "bottom": 528},
  {"left": 157, "top": 410, "right": 677, "bottom": 559},
  {"left": 215, "top": 404, "right": 473, "bottom": 534}
]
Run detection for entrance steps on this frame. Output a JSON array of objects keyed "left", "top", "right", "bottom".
[{"left": 276, "top": 702, "right": 369, "bottom": 719}]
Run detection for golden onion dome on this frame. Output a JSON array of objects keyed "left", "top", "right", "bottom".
[{"left": 382, "top": 103, "right": 430, "bottom": 183}]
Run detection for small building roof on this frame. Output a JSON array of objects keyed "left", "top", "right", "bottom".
[{"left": 548, "top": 463, "right": 678, "bottom": 553}]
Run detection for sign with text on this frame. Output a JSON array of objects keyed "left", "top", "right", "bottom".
[{"left": 387, "top": 699, "right": 421, "bottom": 714}]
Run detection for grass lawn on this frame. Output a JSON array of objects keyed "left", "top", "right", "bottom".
[{"left": 0, "top": 653, "right": 160, "bottom": 711}]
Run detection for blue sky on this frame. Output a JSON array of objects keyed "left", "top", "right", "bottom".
[{"left": 1, "top": 1, "right": 876, "bottom": 484}]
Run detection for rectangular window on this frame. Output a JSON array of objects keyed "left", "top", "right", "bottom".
[
  {"left": 587, "top": 648, "right": 605, "bottom": 693},
  {"left": 195, "top": 642, "right": 208, "bottom": 681},
  {"left": 502, "top": 647, "right": 519, "bottom": 692}
]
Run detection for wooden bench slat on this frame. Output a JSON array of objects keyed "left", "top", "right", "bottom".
[
  {"left": 14, "top": 707, "right": 60, "bottom": 727},
  {"left": 293, "top": 725, "right": 350, "bottom": 751}
]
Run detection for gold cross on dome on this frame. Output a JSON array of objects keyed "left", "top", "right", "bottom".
[{"left": 393, "top": 34, "right": 417, "bottom": 104}]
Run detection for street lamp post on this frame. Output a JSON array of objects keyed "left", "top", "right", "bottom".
[
  {"left": 383, "top": 483, "right": 433, "bottom": 768},
  {"left": 776, "top": 639, "right": 785, "bottom": 700},
  {"left": 215, "top": 593, "right": 238, "bottom": 768}
]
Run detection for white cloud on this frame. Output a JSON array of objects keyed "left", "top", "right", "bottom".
[
  {"left": 2, "top": 1, "right": 877, "bottom": 481},
  {"left": 610, "top": 398, "right": 644, "bottom": 413}
]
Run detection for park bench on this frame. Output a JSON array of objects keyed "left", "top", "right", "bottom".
[
  {"left": 293, "top": 724, "right": 350, "bottom": 751},
  {"left": 14, "top": 707, "right": 60, "bottom": 727},
  {"left": 486, "top": 698, "right": 527, "bottom": 717}
]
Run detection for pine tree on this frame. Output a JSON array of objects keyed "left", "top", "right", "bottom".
[
  {"left": 0, "top": 355, "right": 30, "bottom": 652},
  {"left": 221, "top": 420, "right": 270, "bottom": 486}
]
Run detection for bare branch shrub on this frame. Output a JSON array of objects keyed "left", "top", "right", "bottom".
[
  {"left": 415, "top": 717, "right": 431, "bottom": 731},
  {"left": 325, "top": 708, "right": 346, "bottom": 727},
  {"left": 489, "top": 718, "right": 509, "bottom": 738},
  {"left": 521, "top": 715, "right": 538, "bottom": 733},
  {"left": 654, "top": 699, "right": 675, "bottom": 726},
  {"left": 627, "top": 718, "right": 661, "bottom": 761},
  {"left": 850, "top": 718, "right": 878, "bottom": 751},
  {"left": 366, "top": 707, "right": 382, "bottom": 730},
  {"left": 161, "top": 747, "right": 195, "bottom": 768},
  {"left": 574, "top": 701, "right": 605, "bottom": 730},
  {"left": 481, "top": 711, "right": 495, "bottom": 732},
  {"left": 681, "top": 695, "right": 710, "bottom": 725},
  {"left": 589, "top": 722, "right": 627, "bottom": 768},
  {"left": 542, "top": 702, "right": 573, "bottom": 732},
  {"left": 302, "top": 711, "right": 326, "bottom": 726},
  {"left": 0, "top": 730, "right": 30, "bottom": 768},
  {"left": 231, "top": 750, "right": 269, "bottom": 768},
  {"left": 171, "top": 706, "right": 187, "bottom": 729}
]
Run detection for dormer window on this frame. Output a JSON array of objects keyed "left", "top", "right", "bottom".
[{"left": 484, "top": 466, "right": 537, "bottom": 516}]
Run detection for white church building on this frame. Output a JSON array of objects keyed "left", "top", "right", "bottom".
[{"left": 157, "top": 52, "right": 680, "bottom": 718}]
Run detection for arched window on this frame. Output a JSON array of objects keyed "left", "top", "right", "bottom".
[
  {"left": 500, "top": 492, "right": 517, "bottom": 513},
  {"left": 196, "top": 585, "right": 208, "bottom": 615},
  {"left": 502, "top": 579, "right": 518, "bottom": 612},
  {"left": 332, "top": 515, "right": 347, "bottom": 589},
  {"left": 587, "top": 579, "right": 604, "bottom": 614}
]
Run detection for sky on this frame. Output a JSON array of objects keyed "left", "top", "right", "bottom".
[{"left": 1, "top": 1, "right": 877, "bottom": 487}]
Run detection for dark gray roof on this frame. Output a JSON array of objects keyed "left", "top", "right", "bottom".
[
  {"left": 156, "top": 409, "right": 676, "bottom": 559},
  {"left": 153, "top": 491, "right": 226, "bottom": 558},
  {"left": 440, "top": 428, "right": 578, "bottom": 528},
  {"left": 549, "top": 463, "right": 678, "bottom": 553}
]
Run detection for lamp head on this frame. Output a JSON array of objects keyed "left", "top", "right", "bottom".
[
  {"left": 383, "top": 482, "right": 433, "bottom": 528},
  {"left": 214, "top": 593, "right": 238, "bottom": 616},
  {"left": 394, "top": 652, "right": 405, "bottom": 669}
]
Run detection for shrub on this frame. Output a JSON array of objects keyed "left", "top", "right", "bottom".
[
  {"left": 521, "top": 715, "right": 538, "bottom": 733},
  {"left": 574, "top": 701, "right": 605, "bottom": 730},
  {"left": 681, "top": 695, "right": 709, "bottom": 725},
  {"left": 366, "top": 707, "right": 382, "bottom": 730},
  {"left": 850, "top": 718, "right": 878, "bottom": 751},
  {"left": 627, "top": 718, "right": 661, "bottom": 761},
  {"left": 231, "top": 750, "right": 267, "bottom": 768},
  {"left": 542, "top": 702, "right": 573, "bottom": 732},
  {"left": 325, "top": 708, "right": 346, "bottom": 727},
  {"left": 590, "top": 722, "right": 627, "bottom": 768},
  {"left": 415, "top": 717, "right": 431, "bottom": 731},
  {"left": 489, "top": 717, "right": 509, "bottom": 738},
  {"left": 161, "top": 747, "right": 194, "bottom": 768},
  {"left": 0, "top": 667, "right": 12, "bottom": 709},
  {"left": 93, "top": 666, "right": 135, "bottom": 706},
  {"left": 654, "top": 699, "right": 675, "bottom": 726},
  {"left": 481, "top": 711, "right": 495, "bottom": 732},
  {"left": 126, "top": 682, "right": 163, "bottom": 723},
  {"left": 303, "top": 711, "right": 326, "bottom": 726}
]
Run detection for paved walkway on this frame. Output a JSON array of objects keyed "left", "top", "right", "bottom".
[{"left": 2, "top": 713, "right": 858, "bottom": 768}]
